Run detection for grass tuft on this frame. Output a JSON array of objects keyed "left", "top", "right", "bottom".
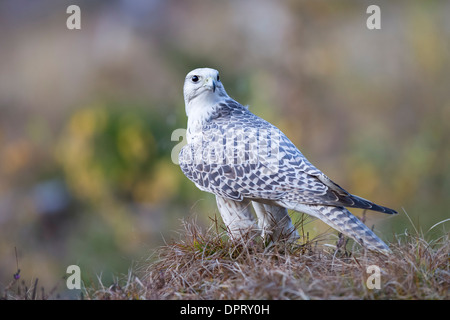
[
  {"left": 86, "top": 218, "right": 449, "bottom": 300},
  {"left": 4, "top": 218, "right": 448, "bottom": 300}
]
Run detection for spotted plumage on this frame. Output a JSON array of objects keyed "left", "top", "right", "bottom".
[{"left": 179, "top": 68, "right": 397, "bottom": 253}]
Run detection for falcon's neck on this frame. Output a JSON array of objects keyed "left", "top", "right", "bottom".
[
  {"left": 186, "top": 90, "right": 246, "bottom": 143},
  {"left": 186, "top": 100, "right": 223, "bottom": 143},
  {"left": 187, "top": 102, "right": 218, "bottom": 125}
]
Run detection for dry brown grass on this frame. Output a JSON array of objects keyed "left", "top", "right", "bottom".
[{"left": 85, "top": 218, "right": 449, "bottom": 300}]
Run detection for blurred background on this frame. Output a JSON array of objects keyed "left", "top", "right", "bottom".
[{"left": 1, "top": 0, "right": 449, "bottom": 295}]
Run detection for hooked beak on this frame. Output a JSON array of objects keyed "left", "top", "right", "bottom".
[{"left": 203, "top": 77, "right": 216, "bottom": 93}]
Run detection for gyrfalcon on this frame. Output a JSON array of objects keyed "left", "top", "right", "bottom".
[{"left": 179, "top": 67, "right": 397, "bottom": 253}]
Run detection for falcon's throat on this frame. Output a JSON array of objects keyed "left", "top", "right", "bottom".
[{"left": 186, "top": 89, "right": 227, "bottom": 124}]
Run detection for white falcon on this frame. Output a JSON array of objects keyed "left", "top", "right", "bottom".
[{"left": 179, "top": 67, "right": 397, "bottom": 253}]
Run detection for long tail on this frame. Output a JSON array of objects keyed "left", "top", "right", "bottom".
[{"left": 284, "top": 202, "right": 391, "bottom": 253}]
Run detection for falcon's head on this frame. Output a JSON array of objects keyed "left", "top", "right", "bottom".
[{"left": 183, "top": 68, "right": 229, "bottom": 116}]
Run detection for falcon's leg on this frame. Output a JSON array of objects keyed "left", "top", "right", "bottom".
[
  {"left": 215, "top": 196, "right": 259, "bottom": 240},
  {"left": 252, "top": 202, "right": 299, "bottom": 243},
  {"left": 280, "top": 202, "right": 390, "bottom": 253}
]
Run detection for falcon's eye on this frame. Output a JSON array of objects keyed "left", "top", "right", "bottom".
[
  {"left": 217, "top": 74, "right": 220, "bottom": 81},
  {"left": 191, "top": 75, "right": 199, "bottom": 83}
]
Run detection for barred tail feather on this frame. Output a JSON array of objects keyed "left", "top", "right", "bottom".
[{"left": 281, "top": 202, "right": 391, "bottom": 253}]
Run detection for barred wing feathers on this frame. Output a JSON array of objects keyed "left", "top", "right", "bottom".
[{"left": 179, "top": 100, "right": 397, "bottom": 215}]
